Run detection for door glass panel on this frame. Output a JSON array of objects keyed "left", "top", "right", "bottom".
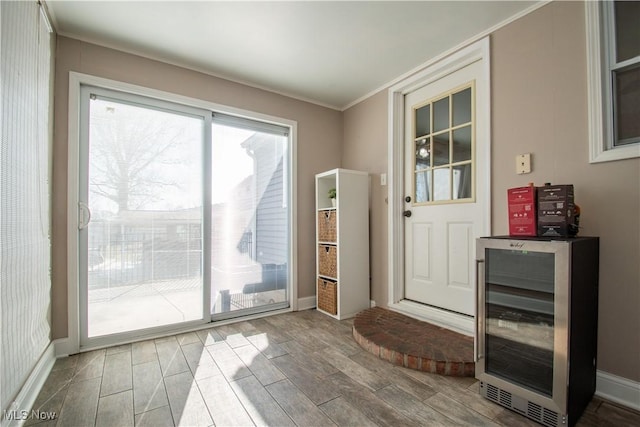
[
  {"left": 415, "top": 137, "right": 430, "bottom": 170},
  {"left": 453, "top": 163, "right": 472, "bottom": 200},
  {"left": 415, "top": 170, "right": 431, "bottom": 203},
  {"left": 433, "top": 97, "right": 449, "bottom": 132},
  {"left": 86, "top": 97, "right": 204, "bottom": 337},
  {"left": 432, "top": 132, "right": 450, "bottom": 166},
  {"left": 452, "top": 87, "right": 472, "bottom": 126},
  {"left": 485, "top": 248, "right": 555, "bottom": 396},
  {"left": 433, "top": 167, "right": 450, "bottom": 201},
  {"left": 452, "top": 125, "right": 472, "bottom": 163},
  {"left": 211, "top": 123, "right": 289, "bottom": 317},
  {"left": 415, "top": 105, "right": 430, "bottom": 137}
]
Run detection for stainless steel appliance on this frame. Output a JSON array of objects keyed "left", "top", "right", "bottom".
[{"left": 476, "top": 236, "right": 599, "bottom": 427}]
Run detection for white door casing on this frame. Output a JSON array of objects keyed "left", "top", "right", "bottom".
[{"left": 388, "top": 38, "right": 490, "bottom": 334}]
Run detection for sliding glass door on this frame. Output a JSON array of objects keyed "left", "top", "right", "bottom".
[
  {"left": 79, "top": 87, "right": 210, "bottom": 346},
  {"left": 78, "top": 86, "right": 291, "bottom": 348}
]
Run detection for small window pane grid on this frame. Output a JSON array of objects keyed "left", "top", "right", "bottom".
[
  {"left": 413, "top": 85, "right": 474, "bottom": 205},
  {"left": 607, "top": 1, "right": 640, "bottom": 147}
]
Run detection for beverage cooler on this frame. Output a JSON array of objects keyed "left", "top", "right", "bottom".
[{"left": 475, "top": 236, "right": 599, "bottom": 427}]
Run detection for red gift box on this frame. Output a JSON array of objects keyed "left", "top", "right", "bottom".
[{"left": 507, "top": 185, "right": 537, "bottom": 236}]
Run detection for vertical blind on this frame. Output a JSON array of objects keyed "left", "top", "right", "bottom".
[{"left": 1, "top": 1, "right": 53, "bottom": 413}]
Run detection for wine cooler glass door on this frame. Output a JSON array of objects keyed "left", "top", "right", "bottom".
[{"left": 484, "top": 247, "right": 555, "bottom": 397}]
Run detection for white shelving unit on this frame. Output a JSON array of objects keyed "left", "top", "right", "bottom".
[{"left": 315, "top": 168, "right": 370, "bottom": 319}]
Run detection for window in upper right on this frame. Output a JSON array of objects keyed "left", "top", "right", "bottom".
[{"left": 587, "top": 1, "right": 640, "bottom": 163}]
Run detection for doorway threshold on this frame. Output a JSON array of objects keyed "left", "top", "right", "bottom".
[{"left": 388, "top": 299, "right": 475, "bottom": 336}]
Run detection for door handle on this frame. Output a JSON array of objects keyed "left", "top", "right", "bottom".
[
  {"left": 78, "top": 202, "right": 91, "bottom": 230},
  {"left": 405, "top": 196, "right": 411, "bottom": 203},
  {"left": 403, "top": 210, "right": 412, "bottom": 218}
]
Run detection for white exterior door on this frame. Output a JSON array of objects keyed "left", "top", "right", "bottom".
[{"left": 403, "top": 58, "right": 489, "bottom": 316}]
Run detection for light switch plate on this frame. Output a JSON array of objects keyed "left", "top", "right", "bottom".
[
  {"left": 380, "top": 173, "right": 387, "bottom": 186},
  {"left": 516, "top": 153, "right": 531, "bottom": 174}
]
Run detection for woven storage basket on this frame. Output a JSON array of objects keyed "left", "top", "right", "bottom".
[
  {"left": 317, "top": 278, "right": 337, "bottom": 315},
  {"left": 318, "top": 244, "right": 337, "bottom": 278},
  {"left": 317, "top": 210, "right": 337, "bottom": 242}
]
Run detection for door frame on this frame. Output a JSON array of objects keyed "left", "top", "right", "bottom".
[
  {"left": 387, "top": 37, "right": 491, "bottom": 335},
  {"left": 58, "top": 72, "right": 298, "bottom": 356}
]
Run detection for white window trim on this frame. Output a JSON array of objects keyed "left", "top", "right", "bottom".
[
  {"left": 586, "top": 1, "right": 640, "bottom": 163},
  {"left": 58, "top": 72, "right": 298, "bottom": 356}
]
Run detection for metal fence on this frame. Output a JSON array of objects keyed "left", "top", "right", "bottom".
[{"left": 88, "top": 220, "right": 202, "bottom": 288}]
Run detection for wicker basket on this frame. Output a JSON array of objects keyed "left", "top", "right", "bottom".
[
  {"left": 317, "top": 209, "right": 337, "bottom": 242},
  {"left": 317, "top": 278, "right": 337, "bottom": 315},
  {"left": 318, "top": 244, "right": 337, "bottom": 278}
]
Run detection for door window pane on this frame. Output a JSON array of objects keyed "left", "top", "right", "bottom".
[
  {"left": 432, "top": 132, "right": 450, "bottom": 166},
  {"left": 452, "top": 87, "right": 472, "bottom": 126},
  {"left": 415, "top": 137, "right": 430, "bottom": 170},
  {"left": 415, "top": 170, "right": 431, "bottom": 203},
  {"left": 453, "top": 125, "right": 472, "bottom": 163},
  {"left": 415, "top": 105, "right": 430, "bottom": 137},
  {"left": 433, "top": 97, "right": 449, "bottom": 132},
  {"left": 87, "top": 97, "right": 204, "bottom": 337},
  {"left": 453, "top": 163, "right": 472, "bottom": 200},
  {"left": 433, "top": 167, "right": 450, "bottom": 201}
]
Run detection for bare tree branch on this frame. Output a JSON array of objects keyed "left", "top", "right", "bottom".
[{"left": 88, "top": 101, "right": 196, "bottom": 212}]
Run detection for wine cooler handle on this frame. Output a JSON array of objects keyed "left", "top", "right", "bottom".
[{"left": 475, "top": 259, "right": 485, "bottom": 362}]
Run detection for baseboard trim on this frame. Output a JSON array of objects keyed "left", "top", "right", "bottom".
[
  {"left": 1, "top": 343, "right": 56, "bottom": 427},
  {"left": 53, "top": 337, "right": 76, "bottom": 358},
  {"left": 297, "top": 296, "right": 316, "bottom": 311},
  {"left": 596, "top": 370, "right": 640, "bottom": 411}
]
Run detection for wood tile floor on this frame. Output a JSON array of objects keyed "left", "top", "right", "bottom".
[{"left": 29, "top": 309, "right": 640, "bottom": 427}]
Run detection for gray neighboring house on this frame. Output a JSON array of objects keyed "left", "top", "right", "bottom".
[{"left": 240, "top": 133, "right": 288, "bottom": 293}]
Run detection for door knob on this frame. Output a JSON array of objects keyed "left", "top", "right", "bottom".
[
  {"left": 405, "top": 196, "right": 412, "bottom": 203},
  {"left": 403, "top": 210, "right": 412, "bottom": 217}
]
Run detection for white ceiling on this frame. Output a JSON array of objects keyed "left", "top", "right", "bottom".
[{"left": 45, "top": 1, "right": 539, "bottom": 110}]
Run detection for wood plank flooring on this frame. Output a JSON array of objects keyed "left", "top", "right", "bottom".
[{"left": 28, "top": 309, "right": 640, "bottom": 426}]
